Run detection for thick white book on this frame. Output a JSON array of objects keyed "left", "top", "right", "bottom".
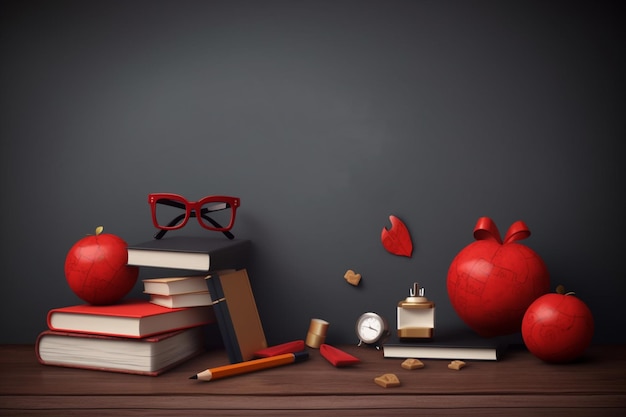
[{"left": 36, "top": 327, "right": 205, "bottom": 376}]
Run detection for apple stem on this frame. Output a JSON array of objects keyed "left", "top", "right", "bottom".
[
  {"left": 95, "top": 226, "right": 104, "bottom": 236},
  {"left": 556, "top": 285, "right": 576, "bottom": 296}
]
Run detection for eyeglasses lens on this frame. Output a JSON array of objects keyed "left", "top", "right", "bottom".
[
  {"left": 154, "top": 198, "right": 187, "bottom": 228},
  {"left": 198, "top": 200, "right": 233, "bottom": 230}
]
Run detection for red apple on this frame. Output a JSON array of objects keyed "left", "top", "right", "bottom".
[
  {"left": 64, "top": 226, "right": 139, "bottom": 305},
  {"left": 522, "top": 286, "right": 594, "bottom": 363},
  {"left": 447, "top": 217, "right": 550, "bottom": 337}
]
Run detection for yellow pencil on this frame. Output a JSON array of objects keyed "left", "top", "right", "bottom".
[{"left": 189, "top": 351, "right": 309, "bottom": 382}]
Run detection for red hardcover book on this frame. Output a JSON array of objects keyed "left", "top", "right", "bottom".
[
  {"left": 36, "top": 327, "right": 205, "bottom": 376},
  {"left": 47, "top": 299, "right": 215, "bottom": 338}
]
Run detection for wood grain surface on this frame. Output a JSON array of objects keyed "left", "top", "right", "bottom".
[{"left": 1, "top": 344, "right": 624, "bottom": 416}]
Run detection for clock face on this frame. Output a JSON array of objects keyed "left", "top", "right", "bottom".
[{"left": 356, "top": 312, "right": 387, "bottom": 344}]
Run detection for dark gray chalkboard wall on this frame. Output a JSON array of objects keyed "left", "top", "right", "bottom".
[{"left": 1, "top": 0, "right": 624, "bottom": 345}]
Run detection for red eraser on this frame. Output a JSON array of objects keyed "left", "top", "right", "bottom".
[
  {"left": 253, "top": 340, "right": 306, "bottom": 358},
  {"left": 320, "top": 344, "right": 361, "bottom": 367}
]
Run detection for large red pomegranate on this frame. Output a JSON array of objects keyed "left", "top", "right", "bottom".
[{"left": 447, "top": 217, "right": 550, "bottom": 337}]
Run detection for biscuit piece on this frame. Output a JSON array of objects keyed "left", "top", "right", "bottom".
[
  {"left": 401, "top": 358, "right": 424, "bottom": 370},
  {"left": 344, "top": 270, "right": 362, "bottom": 286},
  {"left": 448, "top": 360, "right": 466, "bottom": 370},
  {"left": 374, "top": 373, "right": 401, "bottom": 388}
]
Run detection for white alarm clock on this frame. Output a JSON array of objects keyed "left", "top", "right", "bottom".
[{"left": 355, "top": 312, "right": 389, "bottom": 349}]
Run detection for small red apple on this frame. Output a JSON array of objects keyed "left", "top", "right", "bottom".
[
  {"left": 64, "top": 226, "right": 139, "bottom": 305},
  {"left": 522, "top": 285, "right": 594, "bottom": 363}
]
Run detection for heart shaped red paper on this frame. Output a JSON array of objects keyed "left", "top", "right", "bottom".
[{"left": 381, "top": 215, "right": 413, "bottom": 257}]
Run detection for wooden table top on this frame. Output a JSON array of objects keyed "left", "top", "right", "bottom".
[{"left": 1, "top": 343, "right": 625, "bottom": 416}]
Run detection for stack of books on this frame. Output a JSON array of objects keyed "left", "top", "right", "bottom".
[
  {"left": 37, "top": 236, "right": 266, "bottom": 375},
  {"left": 127, "top": 236, "right": 267, "bottom": 364},
  {"left": 36, "top": 300, "right": 214, "bottom": 376}
]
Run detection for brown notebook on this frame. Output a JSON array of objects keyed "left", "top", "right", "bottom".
[{"left": 206, "top": 269, "right": 267, "bottom": 363}]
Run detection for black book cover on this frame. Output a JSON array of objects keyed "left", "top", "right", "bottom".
[
  {"left": 206, "top": 272, "right": 239, "bottom": 364},
  {"left": 127, "top": 237, "right": 251, "bottom": 271},
  {"left": 383, "top": 326, "right": 518, "bottom": 361}
]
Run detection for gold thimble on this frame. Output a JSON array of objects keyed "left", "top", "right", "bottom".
[{"left": 305, "top": 318, "right": 329, "bottom": 348}]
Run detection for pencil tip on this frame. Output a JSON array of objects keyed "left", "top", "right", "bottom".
[{"left": 189, "top": 375, "right": 198, "bottom": 379}]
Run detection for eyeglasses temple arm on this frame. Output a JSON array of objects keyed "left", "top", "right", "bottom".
[
  {"left": 153, "top": 212, "right": 234, "bottom": 240},
  {"left": 153, "top": 229, "right": 167, "bottom": 240}
]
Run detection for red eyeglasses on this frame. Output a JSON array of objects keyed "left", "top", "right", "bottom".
[{"left": 148, "top": 193, "right": 240, "bottom": 240}]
